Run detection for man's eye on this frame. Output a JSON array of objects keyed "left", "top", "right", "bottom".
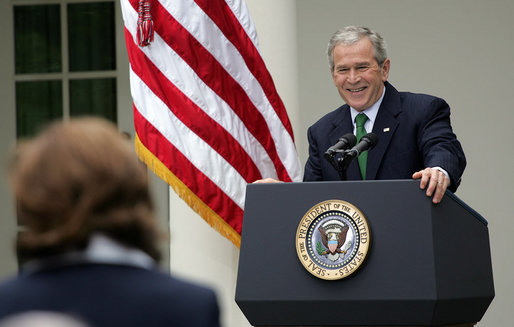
[{"left": 357, "top": 66, "right": 369, "bottom": 71}]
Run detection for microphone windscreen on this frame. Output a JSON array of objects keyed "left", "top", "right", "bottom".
[
  {"left": 342, "top": 133, "right": 357, "bottom": 148},
  {"left": 363, "top": 132, "right": 378, "bottom": 149}
]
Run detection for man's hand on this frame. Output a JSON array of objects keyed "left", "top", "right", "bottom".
[
  {"left": 412, "top": 168, "right": 449, "bottom": 204},
  {"left": 252, "top": 178, "right": 282, "bottom": 184}
]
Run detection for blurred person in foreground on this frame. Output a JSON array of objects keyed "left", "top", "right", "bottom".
[
  {"left": 0, "top": 117, "right": 220, "bottom": 327},
  {"left": 257, "top": 26, "right": 466, "bottom": 204}
]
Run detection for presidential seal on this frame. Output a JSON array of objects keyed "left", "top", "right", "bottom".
[{"left": 295, "top": 200, "right": 371, "bottom": 280}]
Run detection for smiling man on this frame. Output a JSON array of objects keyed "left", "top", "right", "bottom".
[{"left": 303, "top": 26, "right": 466, "bottom": 203}]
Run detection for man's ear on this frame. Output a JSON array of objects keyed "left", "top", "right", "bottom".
[{"left": 381, "top": 58, "right": 391, "bottom": 82}]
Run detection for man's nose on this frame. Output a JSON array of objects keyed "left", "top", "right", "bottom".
[{"left": 347, "top": 68, "right": 360, "bottom": 83}]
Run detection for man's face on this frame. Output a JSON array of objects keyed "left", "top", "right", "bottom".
[{"left": 331, "top": 38, "right": 390, "bottom": 112}]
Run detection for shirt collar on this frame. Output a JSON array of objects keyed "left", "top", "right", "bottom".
[
  {"left": 83, "top": 233, "right": 155, "bottom": 268},
  {"left": 21, "top": 233, "right": 156, "bottom": 275}
]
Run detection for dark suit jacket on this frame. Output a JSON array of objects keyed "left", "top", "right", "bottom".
[
  {"left": 0, "top": 263, "right": 220, "bottom": 327},
  {"left": 304, "top": 82, "right": 466, "bottom": 192}
]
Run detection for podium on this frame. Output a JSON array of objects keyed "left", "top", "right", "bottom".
[{"left": 235, "top": 180, "right": 494, "bottom": 327}]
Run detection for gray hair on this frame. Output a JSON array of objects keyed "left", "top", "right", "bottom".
[{"left": 327, "top": 26, "right": 388, "bottom": 71}]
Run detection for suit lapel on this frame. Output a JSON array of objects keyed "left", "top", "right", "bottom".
[
  {"left": 328, "top": 105, "right": 353, "bottom": 146},
  {"left": 366, "top": 82, "right": 402, "bottom": 180}
]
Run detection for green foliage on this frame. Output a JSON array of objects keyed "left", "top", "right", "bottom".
[{"left": 316, "top": 241, "right": 325, "bottom": 255}]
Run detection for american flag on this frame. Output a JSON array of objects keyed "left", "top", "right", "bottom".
[{"left": 120, "top": 0, "right": 302, "bottom": 247}]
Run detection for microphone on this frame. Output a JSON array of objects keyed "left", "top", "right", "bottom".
[
  {"left": 325, "top": 133, "right": 357, "bottom": 157},
  {"left": 345, "top": 133, "right": 378, "bottom": 158}
]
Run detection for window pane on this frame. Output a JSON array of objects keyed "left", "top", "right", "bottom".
[
  {"left": 16, "top": 80, "right": 63, "bottom": 138},
  {"left": 68, "top": 2, "right": 115, "bottom": 71},
  {"left": 70, "top": 78, "right": 117, "bottom": 123},
  {"left": 14, "top": 5, "right": 62, "bottom": 74}
]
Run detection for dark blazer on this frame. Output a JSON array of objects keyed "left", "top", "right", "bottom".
[
  {"left": 304, "top": 82, "right": 466, "bottom": 192},
  {"left": 0, "top": 263, "right": 220, "bottom": 327}
]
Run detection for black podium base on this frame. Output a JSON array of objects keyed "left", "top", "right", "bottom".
[{"left": 237, "top": 180, "right": 493, "bottom": 327}]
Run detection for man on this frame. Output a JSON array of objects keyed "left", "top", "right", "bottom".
[
  {"left": 303, "top": 26, "right": 466, "bottom": 203},
  {"left": 0, "top": 118, "right": 220, "bottom": 327}
]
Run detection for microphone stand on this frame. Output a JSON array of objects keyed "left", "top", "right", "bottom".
[{"left": 324, "top": 150, "right": 355, "bottom": 181}]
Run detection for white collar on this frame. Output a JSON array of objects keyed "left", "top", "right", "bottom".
[
  {"left": 83, "top": 233, "right": 155, "bottom": 268},
  {"left": 22, "top": 233, "right": 156, "bottom": 274}
]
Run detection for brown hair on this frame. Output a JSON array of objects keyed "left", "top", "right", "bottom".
[{"left": 10, "top": 117, "right": 161, "bottom": 262}]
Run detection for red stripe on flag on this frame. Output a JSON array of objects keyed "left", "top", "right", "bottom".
[
  {"left": 194, "top": 0, "right": 295, "bottom": 140},
  {"left": 127, "top": 0, "right": 292, "bottom": 182},
  {"left": 134, "top": 107, "right": 244, "bottom": 234},
  {"left": 125, "top": 28, "right": 263, "bottom": 183}
]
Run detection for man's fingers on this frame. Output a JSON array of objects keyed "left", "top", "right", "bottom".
[
  {"left": 252, "top": 178, "right": 281, "bottom": 184},
  {"left": 431, "top": 175, "right": 449, "bottom": 204},
  {"left": 417, "top": 168, "right": 432, "bottom": 190},
  {"left": 413, "top": 168, "right": 449, "bottom": 204},
  {"left": 425, "top": 171, "right": 439, "bottom": 196}
]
